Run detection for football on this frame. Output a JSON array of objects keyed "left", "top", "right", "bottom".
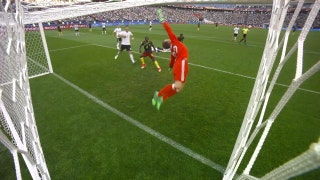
[
  {"left": 162, "top": 39, "right": 171, "bottom": 49},
  {"left": 199, "top": 17, "right": 204, "bottom": 21},
  {"left": 118, "top": 32, "right": 127, "bottom": 38}
]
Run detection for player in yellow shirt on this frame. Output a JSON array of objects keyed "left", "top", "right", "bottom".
[{"left": 239, "top": 26, "right": 249, "bottom": 45}]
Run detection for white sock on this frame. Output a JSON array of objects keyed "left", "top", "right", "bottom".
[{"left": 129, "top": 54, "right": 135, "bottom": 63}]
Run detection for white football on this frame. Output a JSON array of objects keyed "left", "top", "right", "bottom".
[{"left": 119, "top": 32, "right": 126, "bottom": 38}]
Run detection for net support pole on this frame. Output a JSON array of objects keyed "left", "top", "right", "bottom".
[
  {"left": 38, "top": 22, "right": 53, "bottom": 73},
  {"left": 261, "top": 139, "right": 320, "bottom": 179},
  {"left": 12, "top": 150, "right": 23, "bottom": 180}
]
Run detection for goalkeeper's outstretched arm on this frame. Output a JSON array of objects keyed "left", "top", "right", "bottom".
[
  {"left": 156, "top": 9, "right": 165, "bottom": 23},
  {"left": 157, "top": 9, "right": 178, "bottom": 44}
]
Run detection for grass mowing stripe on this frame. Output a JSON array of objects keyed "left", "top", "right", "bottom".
[
  {"left": 49, "top": 44, "right": 92, "bottom": 52},
  {"left": 52, "top": 72, "right": 226, "bottom": 174},
  {"left": 187, "top": 62, "right": 320, "bottom": 95}
]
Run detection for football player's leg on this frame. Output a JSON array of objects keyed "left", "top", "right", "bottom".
[
  {"left": 172, "top": 58, "right": 188, "bottom": 93},
  {"left": 140, "top": 54, "right": 146, "bottom": 69},
  {"left": 150, "top": 54, "right": 161, "bottom": 71},
  {"left": 173, "top": 81, "right": 185, "bottom": 92},
  {"left": 116, "top": 39, "right": 120, "bottom": 49},
  {"left": 158, "top": 80, "right": 185, "bottom": 103},
  {"left": 158, "top": 83, "right": 177, "bottom": 101},
  {"left": 128, "top": 47, "right": 135, "bottom": 63},
  {"left": 115, "top": 45, "right": 125, "bottom": 59}
]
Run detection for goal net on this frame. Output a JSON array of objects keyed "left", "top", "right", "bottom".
[
  {"left": 0, "top": 0, "right": 51, "bottom": 179},
  {"left": 223, "top": 0, "right": 320, "bottom": 179},
  {"left": 1, "top": 0, "right": 319, "bottom": 179},
  {"left": 25, "top": 23, "right": 53, "bottom": 78}
]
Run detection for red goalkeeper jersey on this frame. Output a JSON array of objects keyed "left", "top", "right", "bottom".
[{"left": 162, "top": 22, "right": 188, "bottom": 68}]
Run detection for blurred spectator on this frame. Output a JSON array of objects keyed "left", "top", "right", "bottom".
[{"left": 47, "top": 5, "right": 319, "bottom": 29}]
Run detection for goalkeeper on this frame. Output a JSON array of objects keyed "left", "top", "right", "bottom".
[{"left": 152, "top": 9, "right": 189, "bottom": 110}]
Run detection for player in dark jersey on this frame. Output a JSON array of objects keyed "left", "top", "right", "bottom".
[
  {"left": 139, "top": 36, "right": 161, "bottom": 72},
  {"left": 292, "top": 24, "right": 297, "bottom": 35},
  {"left": 57, "top": 24, "right": 62, "bottom": 37},
  {"left": 88, "top": 21, "right": 92, "bottom": 32}
]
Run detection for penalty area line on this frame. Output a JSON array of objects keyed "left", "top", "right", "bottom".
[{"left": 52, "top": 72, "right": 226, "bottom": 174}]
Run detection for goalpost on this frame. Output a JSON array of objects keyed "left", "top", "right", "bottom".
[{"left": 0, "top": 0, "right": 51, "bottom": 179}]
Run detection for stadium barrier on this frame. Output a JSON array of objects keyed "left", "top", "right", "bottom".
[{"left": 25, "top": 20, "right": 320, "bottom": 31}]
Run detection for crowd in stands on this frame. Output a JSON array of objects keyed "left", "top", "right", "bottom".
[
  {"left": 4, "top": 1, "right": 318, "bottom": 28},
  {"left": 64, "top": 5, "right": 320, "bottom": 29}
]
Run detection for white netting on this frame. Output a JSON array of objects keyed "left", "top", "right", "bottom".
[
  {"left": 1, "top": 0, "right": 319, "bottom": 179},
  {"left": 260, "top": 139, "right": 320, "bottom": 179},
  {"left": 25, "top": 23, "right": 52, "bottom": 78},
  {"left": 224, "top": 0, "right": 320, "bottom": 179},
  {"left": 0, "top": 0, "right": 50, "bottom": 179}
]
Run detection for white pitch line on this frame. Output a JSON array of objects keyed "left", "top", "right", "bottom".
[
  {"left": 49, "top": 43, "right": 320, "bottom": 95},
  {"left": 48, "top": 42, "right": 320, "bottom": 95},
  {"left": 92, "top": 43, "right": 320, "bottom": 95},
  {"left": 53, "top": 72, "right": 226, "bottom": 174},
  {"left": 187, "top": 63, "right": 320, "bottom": 95}
]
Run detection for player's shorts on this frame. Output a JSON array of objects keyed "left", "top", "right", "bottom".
[
  {"left": 75, "top": 29, "right": 79, "bottom": 32},
  {"left": 141, "top": 51, "right": 154, "bottom": 59},
  {"left": 243, "top": 34, "right": 247, "bottom": 38},
  {"left": 120, "top": 45, "right": 132, "bottom": 51},
  {"left": 233, "top": 33, "right": 238, "bottom": 37},
  {"left": 58, "top": 29, "right": 61, "bottom": 32},
  {"left": 102, "top": 28, "right": 106, "bottom": 31},
  {"left": 117, "top": 38, "right": 122, "bottom": 42},
  {"left": 173, "top": 58, "right": 188, "bottom": 83}
]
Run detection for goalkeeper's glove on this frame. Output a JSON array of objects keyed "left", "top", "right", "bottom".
[{"left": 157, "top": 9, "right": 165, "bottom": 23}]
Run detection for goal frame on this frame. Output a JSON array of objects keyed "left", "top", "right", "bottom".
[{"left": 1, "top": 0, "right": 319, "bottom": 179}]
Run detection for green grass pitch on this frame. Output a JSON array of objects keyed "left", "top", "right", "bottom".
[{"left": 2, "top": 24, "right": 319, "bottom": 179}]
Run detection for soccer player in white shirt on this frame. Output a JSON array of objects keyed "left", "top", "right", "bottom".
[
  {"left": 113, "top": 25, "right": 122, "bottom": 50},
  {"left": 233, "top": 25, "right": 240, "bottom": 42},
  {"left": 114, "top": 25, "right": 135, "bottom": 64},
  {"left": 74, "top": 24, "right": 80, "bottom": 36},
  {"left": 102, "top": 22, "right": 106, "bottom": 35},
  {"left": 149, "top": 21, "right": 152, "bottom": 31}
]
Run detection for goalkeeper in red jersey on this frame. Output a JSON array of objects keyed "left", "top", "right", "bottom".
[{"left": 152, "top": 9, "right": 189, "bottom": 110}]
